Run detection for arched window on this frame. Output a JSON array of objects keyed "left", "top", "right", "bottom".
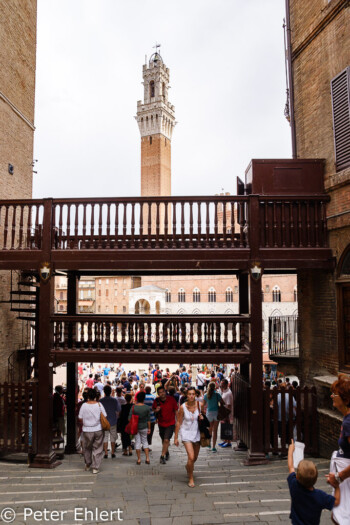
[
  {"left": 166, "top": 290, "right": 171, "bottom": 303},
  {"left": 193, "top": 288, "right": 201, "bottom": 302},
  {"left": 294, "top": 286, "right": 298, "bottom": 302},
  {"left": 162, "top": 82, "right": 166, "bottom": 98},
  {"left": 208, "top": 287, "right": 216, "bottom": 302},
  {"left": 149, "top": 136, "right": 152, "bottom": 145},
  {"left": 225, "top": 287, "right": 233, "bottom": 302},
  {"left": 272, "top": 286, "right": 281, "bottom": 302},
  {"left": 150, "top": 81, "right": 155, "bottom": 98},
  {"left": 178, "top": 289, "right": 186, "bottom": 302}
]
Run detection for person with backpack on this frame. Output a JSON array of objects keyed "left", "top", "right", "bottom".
[
  {"left": 152, "top": 365, "right": 162, "bottom": 385},
  {"left": 180, "top": 367, "right": 190, "bottom": 386}
]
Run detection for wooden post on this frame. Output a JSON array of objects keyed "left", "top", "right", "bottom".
[
  {"left": 234, "top": 271, "right": 249, "bottom": 451},
  {"left": 245, "top": 272, "right": 268, "bottom": 465},
  {"left": 65, "top": 271, "right": 79, "bottom": 454},
  {"left": 238, "top": 272, "right": 249, "bottom": 381},
  {"left": 30, "top": 199, "right": 60, "bottom": 468}
]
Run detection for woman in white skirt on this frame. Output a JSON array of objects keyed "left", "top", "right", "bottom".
[{"left": 175, "top": 386, "right": 203, "bottom": 487}]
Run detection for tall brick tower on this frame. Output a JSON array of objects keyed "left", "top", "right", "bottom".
[{"left": 136, "top": 50, "right": 176, "bottom": 197}]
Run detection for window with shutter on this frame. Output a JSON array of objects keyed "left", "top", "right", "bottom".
[{"left": 331, "top": 67, "right": 350, "bottom": 172}]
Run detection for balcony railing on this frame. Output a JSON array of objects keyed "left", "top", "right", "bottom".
[
  {"left": 0, "top": 195, "right": 329, "bottom": 252},
  {"left": 51, "top": 314, "right": 251, "bottom": 358}
]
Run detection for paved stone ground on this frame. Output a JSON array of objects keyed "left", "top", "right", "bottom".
[{"left": 0, "top": 435, "right": 334, "bottom": 525}]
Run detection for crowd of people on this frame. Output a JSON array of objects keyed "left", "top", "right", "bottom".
[
  {"left": 54, "top": 363, "right": 235, "bottom": 486},
  {"left": 52, "top": 364, "right": 350, "bottom": 523}
]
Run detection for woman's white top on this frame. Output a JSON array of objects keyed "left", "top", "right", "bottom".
[
  {"left": 180, "top": 403, "right": 200, "bottom": 443},
  {"left": 330, "top": 451, "right": 350, "bottom": 525},
  {"left": 78, "top": 402, "right": 107, "bottom": 432}
]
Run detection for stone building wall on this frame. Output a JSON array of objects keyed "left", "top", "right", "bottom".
[
  {"left": 288, "top": 0, "right": 350, "bottom": 455},
  {"left": 297, "top": 269, "right": 338, "bottom": 382},
  {"left": 0, "top": 0, "right": 37, "bottom": 381}
]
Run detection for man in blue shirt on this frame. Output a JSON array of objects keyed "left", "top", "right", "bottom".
[
  {"left": 103, "top": 364, "right": 110, "bottom": 378},
  {"left": 100, "top": 385, "right": 120, "bottom": 458}
]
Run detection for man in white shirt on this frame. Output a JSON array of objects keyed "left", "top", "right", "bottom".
[
  {"left": 196, "top": 370, "right": 207, "bottom": 391},
  {"left": 218, "top": 379, "right": 234, "bottom": 448}
]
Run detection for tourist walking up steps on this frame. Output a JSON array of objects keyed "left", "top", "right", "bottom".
[
  {"left": 144, "top": 386, "right": 156, "bottom": 448},
  {"left": 202, "top": 382, "right": 222, "bottom": 452},
  {"left": 174, "top": 386, "right": 202, "bottom": 488},
  {"left": 78, "top": 388, "right": 107, "bottom": 474},
  {"left": 131, "top": 391, "right": 151, "bottom": 465},
  {"left": 120, "top": 394, "right": 133, "bottom": 456},
  {"left": 100, "top": 385, "right": 121, "bottom": 459},
  {"left": 152, "top": 386, "right": 178, "bottom": 464}
]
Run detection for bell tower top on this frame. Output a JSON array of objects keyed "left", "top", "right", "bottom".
[{"left": 136, "top": 47, "right": 176, "bottom": 140}]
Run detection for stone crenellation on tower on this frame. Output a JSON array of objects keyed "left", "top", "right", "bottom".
[{"left": 135, "top": 52, "right": 176, "bottom": 197}]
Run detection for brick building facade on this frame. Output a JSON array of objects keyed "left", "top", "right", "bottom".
[
  {"left": 0, "top": 0, "right": 37, "bottom": 381},
  {"left": 287, "top": 0, "right": 350, "bottom": 456}
]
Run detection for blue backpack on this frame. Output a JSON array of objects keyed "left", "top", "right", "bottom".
[{"left": 181, "top": 372, "right": 189, "bottom": 385}]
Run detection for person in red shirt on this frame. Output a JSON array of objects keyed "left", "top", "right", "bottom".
[
  {"left": 85, "top": 374, "right": 94, "bottom": 389},
  {"left": 152, "top": 386, "right": 178, "bottom": 464}
]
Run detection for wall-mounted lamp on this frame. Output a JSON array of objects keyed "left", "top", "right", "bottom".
[
  {"left": 250, "top": 262, "right": 263, "bottom": 281},
  {"left": 39, "top": 262, "right": 52, "bottom": 282},
  {"left": 8, "top": 163, "right": 14, "bottom": 175}
]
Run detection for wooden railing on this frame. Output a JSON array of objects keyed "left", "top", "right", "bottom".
[
  {"left": 51, "top": 196, "right": 248, "bottom": 250},
  {"left": 259, "top": 197, "right": 328, "bottom": 249},
  {"left": 51, "top": 314, "right": 251, "bottom": 357},
  {"left": 0, "top": 200, "right": 43, "bottom": 250},
  {"left": 0, "top": 382, "right": 37, "bottom": 455},
  {"left": 232, "top": 374, "right": 250, "bottom": 449},
  {"left": 0, "top": 195, "right": 330, "bottom": 252},
  {"left": 263, "top": 386, "right": 318, "bottom": 455}
]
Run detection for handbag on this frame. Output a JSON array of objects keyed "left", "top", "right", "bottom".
[
  {"left": 200, "top": 432, "right": 210, "bottom": 448},
  {"left": 217, "top": 400, "right": 231, "bottom": 421},
  {"left": 220, "top": 422, "right": 233, "bottom": 440},
  {"left": 125, "top": 405, "right": 139, "bottom": 435},
  {"left": 99, "top": 403, "right": 110, "bottom": 431}
]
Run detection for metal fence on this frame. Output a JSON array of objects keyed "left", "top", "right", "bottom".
[{"left": 269, "top": 315, "right": 299, "bottom": 357}]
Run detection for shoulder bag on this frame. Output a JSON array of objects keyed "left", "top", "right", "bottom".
[
  {"left": 99, "top": 403, "right": 111, "bottom": 431},
  {"left": 125, "top": 405, "right": 139, "bottom": 435}
]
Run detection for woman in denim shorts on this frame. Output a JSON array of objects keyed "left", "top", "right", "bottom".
[{"left": 202, "top": 382, "right": 222, "bottom": 452}]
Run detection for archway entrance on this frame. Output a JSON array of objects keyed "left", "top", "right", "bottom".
[{"left": 135, "top": 299, "right": 150, "bottom": 314}]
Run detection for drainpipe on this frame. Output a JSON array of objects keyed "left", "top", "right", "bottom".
[{"left": 285, "top": 0, "right": 297, "bottom": 158}]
